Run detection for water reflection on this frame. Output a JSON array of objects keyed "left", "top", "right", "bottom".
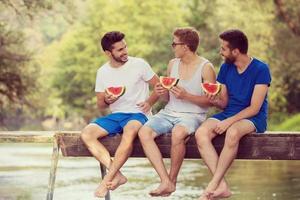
[{"left": 0, "top": 143, "right": 300, "bottom": 200}]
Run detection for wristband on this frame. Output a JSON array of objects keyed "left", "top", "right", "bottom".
[{"left": 104, "top": 98, "right": 110, "bottom": 105}]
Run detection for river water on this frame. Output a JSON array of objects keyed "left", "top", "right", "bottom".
[{"left": 0, "top": 143, "right": 299, "bottom": 200}]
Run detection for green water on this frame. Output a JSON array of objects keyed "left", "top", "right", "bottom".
[{"left": 0, "top": 143, "right": 299, "bottom": 200}]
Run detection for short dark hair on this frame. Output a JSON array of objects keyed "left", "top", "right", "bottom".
[
  {"left": 173, "top": 27, "right": 200, "bottom": 52},
  {"left": 101, "top": 31, "right": 125, "bottom": 51},
  {"left": 219, "top": 29, "right": 248, "bottom": 54}
]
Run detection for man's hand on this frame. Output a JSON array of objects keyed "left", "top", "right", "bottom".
[
  {"left": 154, "top": 82, "right": 168, "bottom": 96},
  {"left": 214, "top": 118, "right": 233, "bottom": 134},
  {"left": 170, "top": 85, "right": 187, "bottom": 99},
  {"left": 136, "top": 101, "right": 151, "bottom": 114},
  {"left": 204, "top": 92, "right": 221, "bottom": 107},
  {"left": 104, "top": 92, "right": 119, "bottom": 105}
]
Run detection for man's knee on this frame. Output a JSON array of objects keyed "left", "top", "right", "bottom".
[
  {"left": 124, "top": 120, "right": 142, "bottom": 133},
  {"left": 195, "top": 126, "right": 211, "bottom": 147},
  {"left": 81, "top": 127, "right": 93, "bottom": 143},
  {"left": 81, "top": 125, "right": 105, "bottom": 143},
  {"left": 138, "top": 126, "right": 155, "bottom": 142},
  {"left": 171, "top": 126, "right": 188, "bottom": 145},
  {"left": 225, "top": 127, "right": 241, "bottom": 148}
]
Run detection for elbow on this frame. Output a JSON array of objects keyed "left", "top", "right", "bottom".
[{"left": 250, "top": 106, "right": 260, "bottom": 116}]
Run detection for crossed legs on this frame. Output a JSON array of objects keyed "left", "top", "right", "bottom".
[
  {"left": 81, "top": 120, "right": 142, "bottom": 197},
  {"left": 195, "top": 119, "right": 255, "bottom": 200}
]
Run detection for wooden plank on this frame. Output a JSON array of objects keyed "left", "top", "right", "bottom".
[
  {"left": 0, "top": 131, "right": 54, "bottom": 143},
  {"left": 57, "top": 131, "right": 300, "bottom": 160}
]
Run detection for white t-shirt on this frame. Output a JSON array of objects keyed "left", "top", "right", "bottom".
[{"left": 95, "top": 56, "right": 155, "bottom": 114}]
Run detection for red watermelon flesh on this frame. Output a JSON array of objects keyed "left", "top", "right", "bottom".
[
  {"left": 160, "top": 76, "right": 179, "bottom": 89},
  {"left": 201, "top": 82, "right": 221, "bottom": 95},
  {"left": 105, "top": 86, "right": 126, "bottom": 97}
]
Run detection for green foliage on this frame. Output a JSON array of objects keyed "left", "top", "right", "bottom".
[
  {"left": 1, "top": 0, "right": 300, "bottom": 130},
  {"left": 271, "top": 0, "right": 300, "bottom": 113},
  {"left": 0, "top": 0, "right": 76, "bottom": 128},
  {"left": 272, "top": 114, "right": 300, "bottom": 131},
  {"left": 51, "top": 0, "right": 187, "bottom": 120}
]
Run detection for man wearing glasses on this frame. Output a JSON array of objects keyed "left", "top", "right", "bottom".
[{"left": 138, "top": 27, "right": 216, "bottom": 197}]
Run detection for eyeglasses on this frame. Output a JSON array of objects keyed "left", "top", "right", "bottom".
[{"left": 171, "top": 42, "right": 185, "bottom": 48}]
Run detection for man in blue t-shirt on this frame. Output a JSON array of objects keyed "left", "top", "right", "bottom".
[{"left": 195, "top": 29, "right": 271, "bottom": 200}]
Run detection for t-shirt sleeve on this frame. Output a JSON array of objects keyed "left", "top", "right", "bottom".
[
  {"left": 255, "top": 64, "right": 272, "bottom": 86},
  {"left": 216, "top": 63, "right": 227, "bottom": 84},
  {"left": 140, "top": 59, "right": 155, "bottom": 81},
  {"left": 95, "top": 69, "right": 105, "bottom": 92}
]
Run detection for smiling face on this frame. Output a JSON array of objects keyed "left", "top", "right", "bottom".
[
  {"left": 219, "top": 39, "right": 236, "bottom": 64},
  {"left": 109, "top": 39, "right": 128, "bottom": 64}
]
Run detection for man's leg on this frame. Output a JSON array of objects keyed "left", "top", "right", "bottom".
[
  {"left": 195, "top": 119, "right": 230, "bottom": 200},
  {"left": 198, "top": 119, "right": 255, "bottom": 200},
  {"left": 98, "top": 120, "right": 142, "bottom": 194},
  {"left": 81, "top": 124, "right": 110, "bottom": 166},
  {"left": 81, "top": 124, "right": 126, "bottom": 197},
  {"left": 138, "top": 126, "right": 175, "bottom": 196},
  {"left": 169, "top": 125, "right": 189, "bottom": 187}
]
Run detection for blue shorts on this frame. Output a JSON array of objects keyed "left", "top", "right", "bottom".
[
  {"left": 91, "top": 112, "right": 148, "bottom": 136},
  {"left": 144, "top": 109, "right": 206, "bottom": 135},
  {"left": 211, "top": 112, "right": 267, "bottom": 133}
]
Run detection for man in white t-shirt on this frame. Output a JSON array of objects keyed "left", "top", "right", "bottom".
[{"left": 81, "top": 31, "right": 159, "bottom": 198}]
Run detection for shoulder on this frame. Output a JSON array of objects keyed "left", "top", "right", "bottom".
[
  {"left": 201, "top": 58, "right": 214, "bottom": 70},
  {"left": 129, "top": 56, "right": 150, "bottom": 66},
  {"left": 252, "top": 58, "right": 270, "bottom": 72},
  {"left": 167, "top": 58, "right": 179, "bottom": 70},
  {"left": 97, "top": 62, "right": 110, "bottom": 73},
  {"left": 253, "top": 58, "right": 268, "bottom": 68}
]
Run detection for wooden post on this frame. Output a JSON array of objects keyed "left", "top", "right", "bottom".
[
  {"left": 100, "top": 163, "right": 111, "bottom": 200},
  {"left": 46, "top": 134, "right": 60, "bottom": 200}
]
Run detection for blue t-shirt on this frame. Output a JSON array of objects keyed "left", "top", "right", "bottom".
[{"left": 217, "top": 58, "right": 272, "bottom": 121}]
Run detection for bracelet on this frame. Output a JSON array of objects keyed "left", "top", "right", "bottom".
[{"left": 104, "top": 98, "right": 110, "bottom": 105}]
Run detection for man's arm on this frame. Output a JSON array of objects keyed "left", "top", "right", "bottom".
[
  {"left": 230, "top": 84, "right": 268, "bottom": 121},
  {"left": 214, "top": 84, "right": 269, "bottom": 134},
  {"left": 157, "top": 60, "right": 176, "bottom": 102},
  {"left": 146, "top": 75, "right": 160, "bottom": 106},
  {"left": 136, "top": 74, "right": 160, "bottom": 114},
  {"left": 211, "top": 84, "right": 228, "bottom": 109},
  {"left": 96, "top": 92, "right": 109, "bottom": 110},
  {"left": 96, "top": 91, "right": 119, "bottom": 110}
]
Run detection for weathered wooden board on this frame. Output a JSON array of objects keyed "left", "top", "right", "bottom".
[
  {"left": 57, "top": 131, "right": 300, "bottom": 160},
  {"left": 0, "top": 131, "right": 54, "bottom": 143}
]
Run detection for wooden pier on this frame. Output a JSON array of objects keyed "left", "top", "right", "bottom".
[{"left": 1, "top": 131, "right": 300, "bottom": 200}]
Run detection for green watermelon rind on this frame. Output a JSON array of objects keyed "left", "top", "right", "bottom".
[
  {"left": 201, "top": 82, "right": 221, "bottom": 95},
  {"left": 160, "top": 76, "right": 179, "bottom": 89},
  {"left": 105, "top": 86, "right": 126, "bottom": 98}
]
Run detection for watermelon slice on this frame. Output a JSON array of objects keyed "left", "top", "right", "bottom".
[
  {"left": 201, "top": 82, "right": 221, "bottom": 95},
  {"left": 160, "top": 76, "right": 179, "bottom": 89},
  {"left": 105, "top": 86, "right": 126, "bottom": 98}
]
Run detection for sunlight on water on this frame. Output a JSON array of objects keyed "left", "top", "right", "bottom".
[{"left": 0, "top": 143, "right": 300, "bottom": 200}]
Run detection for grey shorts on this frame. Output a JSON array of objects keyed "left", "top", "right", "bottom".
[{"left": 144, "top": 109, "right": 206, "bottom": 135}]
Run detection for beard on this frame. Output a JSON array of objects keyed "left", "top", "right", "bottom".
[
  {"left": 222, "top": 54, "right": 236, "bottom": 64},
  {"left": 112, "top": 53, "right": 128, "bottom": 64}
]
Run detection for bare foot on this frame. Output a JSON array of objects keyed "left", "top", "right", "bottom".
[
  {"left": 198, "top": 191, "right": 214, "bottom": 200},
  {"left": 149, "top": 181, "right": 176, "bottom": 197},
  {"left": 212, "top": 181, "right": 231, "bottom": 199},
  {"left": 94, "top": 180, "right": 108, "bottom": 198},
  {"left": 199, "top": 181, "right": 218, "bottom": 200},
  {"left": 106, "top": 173, "right": 128, "bottom": 190}
]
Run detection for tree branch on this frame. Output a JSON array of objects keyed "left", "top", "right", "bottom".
[{"left": 274, "top": 0, "right": 300, "bottom": 36}]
